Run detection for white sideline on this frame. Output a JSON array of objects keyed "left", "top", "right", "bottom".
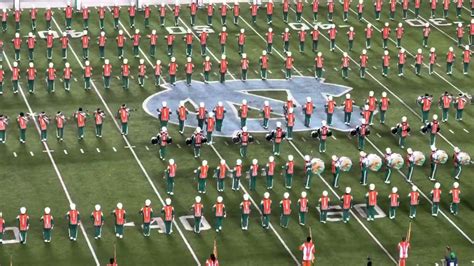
[
  {"left": 1, "top": 52, "right": 100, "bottom": 266},
  {"left": 50, "top": 16, "right": 202, "bottom": 266},
  {"left": 291, "top": 3, "right": 473, "bottom": 245},
  {"left": 170, "top": 8, "right": 301, "bottom": 265}
]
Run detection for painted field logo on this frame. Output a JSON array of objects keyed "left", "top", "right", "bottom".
[{"left": 143, "top": 77, "right": 355, "bottom": 137}]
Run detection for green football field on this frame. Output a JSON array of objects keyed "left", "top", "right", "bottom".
[{"left": 0, "top": 2, "right": 473, "bottom": 265}]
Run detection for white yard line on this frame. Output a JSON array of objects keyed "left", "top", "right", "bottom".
[
  {"left": 172, "top": 9, "right": 301, "bottom": 265},
  {"left": 288, "top": 141, "right": 398, "bottom": 264},
  {"left": 51, "top": 16, "right": 201, "bottom": 266},
  {"left": 365, "top": 138, "right": 474, "bottom": 244},
  {"left": 2, "top": 50, "right": 100, "bottom": 266}
]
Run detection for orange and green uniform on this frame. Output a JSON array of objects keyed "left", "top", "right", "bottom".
[
  {"left": 280, "top": 198, "right": 291, "bottom": 227},
  {"left": 168, "top": 62, "right": 177, "bottom": 85},
  {"left": 26, "top": 66, "right": 36, "bottom": 93},
  {"left": 17, "top": 213, "right": 29, "bottom": 244},
  {"left": 232, "top": 164, "right": 243, "bottom": 191},
  {"left": 74, "top": 111, "right": 87, "bottom": 139},
  {"left": 366, "top": 190, "right": 378, "bottom": 221},
  {"left": 446, "top": 50, "right": 455, "bottom": 74},
  {"left": 190, "top": 2, "right": 198, "bottom": 26},
  {"left": 233, "top": 3, "right": 240, "bottom": 24},
  {"left": 408, "top": 191, "right": 420, "bottom": 218},
  {"left": 283, "top": 160, "right": 294, "bottom": 189},
  {"left": 265, "top": 160, "right": 275, "bottom": 189},
  {"left": 298, "top": 197, "right": 309, "bottom": 225},
  {"left": 46, "top": 66, "right": 56, "bottom": 93},
  {"left": 128, "top": 5, "right": 136, "bottom": 28},
  {"left": 165, "top": 162, "right": 177, "bottom": 194},
  {"left": 176, "top": 106, "right": 189, "bottom": 133},
  {"left": 117, "top": 107, "right": 130, "bottom": 135},
  {"left": 431, "top": 188, "right": 441, "bottom": 216},
  {"left": 148, "top": 32, "right": 157, "bottom": 57},
  {"left": 207, "top": 4, "right": 214, "bottom": 25},
  {"left": 341, "top": 193, "right": 353, "bottom": 222},
  {"left": 112, "top": 208, "right": 126, "bottom": 237},
  {"left": 215, "top": 163, "right": 227, "bottom": 192},
  {"left": 0, "top": 116, "right": 8, "bottom": 143},
  {"left": 139, "top": 206, "right": 153, "bottom": 236},
  {"left": 46, "top": 33, "right": 54, "bottom": 59},
  {"left": 0, "top": 67, "right": 4, "bottom": 94},
  {"left": 38, "top": 114, "right": 49, "bottom": 141},
  {"left": 418, "top": 95, "right": 432, "bottom": 123},
  {"left": 66, "top": 209, "right": 80, "bottom": 240},
  {"left": 154, "top": 62, "right": 163, "bottom": 86},
  {"left": 318, "top": 195, "right": 329, "bottom": 223},
  {"left": 449, "top": 187, "right": 460, "bottom": 215},
  {"left": 185, "top": 62, "right": 194, "bottom": 85},
  {"left": 60, "top": 34, "right": 68, "bottom": 59},
  {"left": 63, "top": 65, "right": 72, "bottom": 91},
  {"left": 206, "top": 116, "right": 215, "bottom": 143},
  {"left": 239, "top": 104, "right": 249, "bottom": 127},
  {"left": 132, "top": 32, "right": 141, "bottom": 57},
  {"left": 161, "top": 205, "right": 174, "bottom": 234},
  {"left": 397, "top": 122, "right": 410, "bottom": 148},
  {"left": 158, "top": 106, "right": 170, "bottom": 128},
  {"left": 91, "top": 210, "right": 104, "bottom": 238},
  {"left": 94, "top": 110, "right": 105, "bottom": 137},
  {"left": 286, "top": 112, "right": 295, "bottom": 139},
  {"left": 17, "top": 115, "right": 28, "bottom": 142},
  {"left": 112, "top": 5, "right": 120, "bottom": 29},
  {"left": 116, "top": 34, "right": 125, "bottom": 59},
  {"left": 379, "top": 96, "right": 390, "bottom": 124},
  {"left": 12, "top": 36, "right": 22, "bottom": 61},
  {"left": 439, "top": 94, "right": 452, "bottom": 121},
  {"left": 454, "top": 95, "right": 467, "bottom": 120},
  {"left": 41, "top": 213, "right": 54, "bottom": 242},
  {"left": 260, "top": 198, "right": 272, "bottom": 228},
  {"left": 325, "top": 99, "right": 336, "bottom": 125},
  {"left": 271, "top": 127, "right": 284, "bottom": 155},
  {"left": 192, "top": 201, "right": 203, "bottom": 233},
  {"left": 196, "top": 164, "right": 209, "bottom": 193},
  {"left": 83, "top": 65, "right": 92, "bottom": 90},
  {"left": 192, "top": 131, "right": 204, "bottom": 157},
  {"left": 138, "top": 63, "right": 146, "bottom": 87},
  {"left": 249, "top": 163, "right": 259, "bottom": 191},
  {"left": 219, "top": 58, "right": 228, "bottom": 83},
  {"left": 1, "top": 10, "right": 7, "bottom": 32},
  {"left": 240, "top": 199, "right": 251, "bottom": 229},
  {"left": 98, "top": 6, "right": 106, "bottom": 29},
  {"left": 388, "top": 192, "right": 400, "bottom": 219},
  {"left": 65, "top": 5, "right": 73, "bottom": 29},
  {"left": 213, "top": 202, "right": 226, "bottom": 232},
  {"left": 121, "top": 63, "right": 130, "bottom": 89},
  {"left": 300, "top": 241, "right": 316, "bottom": 266}
]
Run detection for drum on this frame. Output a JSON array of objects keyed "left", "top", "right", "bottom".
[
  {"left": 388, "top": 153, "right": 404, "bottom": 170},
  {"left": 412, "top": 151, "right": 426, "bottom": 166},
  {"left": 367, "top": 154, "right": 383, "bottom": 171},
  {"left": 338, "top": 157, "right": 353, "bottom": 172},
  {"left": 311, "top": 158, "right": 325, "bottom": 175}
]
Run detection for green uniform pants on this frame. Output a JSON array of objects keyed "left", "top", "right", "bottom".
[
  {"left": 164, "top": 220, "right": 172, "bottom": 234},
  {"left": 43, "top": 228, "right": 52, "bottom": 242},
  {"left": 343, "top": 209, "right": 351, "bottom": 222},
  {"left": 384, "top": 168, "right": 392, "bottom": 183},
  {"left": 159, "top": 146, "right": 167, "bottom": 160},
  {"left": 143, "top": 223, "right": 150, "bottom": 236},
  {"left": 304, "top": 172, "right": 312, "bottom": 189},
  {"left": 332, "top": 170, "right": 340, "bottom": 188},
  {"left": 217, "top": 178, "right": 225, "bottom": 192},
  {"left": 389, "top": 206, "right": 397, "bottom": 219},
  {"left": 273, "top": 142, "right": 280, "bottom": 155},
  {"left": 299, "top": 211, "right": 307, "bottom": 225},
  {"left": 115, "top": 224, "right": 124, "bottom": 236},
  {"left": 215, "top": 217, "right": 223, "bottom": 231},
  {"left": 280, "top": 214, "right": 289, "bottom": 228},
  {"left": 432, "top": 202, "right": 439, "bottom": 216},
  {"left": 319, "top": 139, "right": 326, "bottom": 153},
  {"left": 241, "top": 214, "right": 249, "bottom": 229},
  {"left": 360, "top": 169, "right": 368, "bottom": 185},
  {"left": 20, "top": 230, "right": 28, "bottom": 244},
  {"left": 69, "top": 224, "right": 78, "bottom": 239},
  {"left": 319, "top": 210, "right": 327, "bottom": 222},
  {"left": 194, "top": 216, "right": 202, "bottom": 233},
  {"left": 28, "top": 80, "right": 35, "bottom": 93},
  {"left": 409, "top": 205, "right": 417, "bottom": 218},
  {"left": 232, "top": 176, "right": 240, "bottom": 190},
  {"left": 64, "top": 79, "right": 71, "bottom": 91},
  {"left": 450, "top": 203, "right": 459, "bottom": 215},
  {"left": 19, "top": 128, "right": 26, "bottom": 142},
  {"left": 95, "top": 124, "right": 103, "bottom": 137},
  {"left": 366, "top": 205, "right": 375, "bottom": 220},
  {"left": 249, "top": 175, "right": 257, "bottom": 191},
  {"left": 326, "top": 113, "right": 333, "bottom": 125},
  {"left": 262, "top": 214, "right": 270, "bottom": 228},
  {"left": 166, "top": 176, "right": 174, "bottom": 194},
  {"left": 430, "top": 163, "right": 438, "bottom": 180},
  {"left": 122, "top": 76, "right": 129, "bottom": 89},
  {"left": 266, "top": 174, "right": 273, "bottom": 189},
  {"left": 94, "top": 226, "right": 102, "bottom": 238},
  {"left": 240, "top": 145, "right": 247, "bottom": 157},
  {"left": 285, "top": 173, "right": 293, "bottom": 188},
  {"left": 406, "top": 165, "right": 414, "bottom": 182},
  {"left": 198, "top": 178, "right": 206, "bottom": 193}
]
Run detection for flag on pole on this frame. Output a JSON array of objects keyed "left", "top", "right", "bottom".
[
  {"left": 213, "top": 238, "right": 218, "bottom": 258},
  {"left": 309, "top": 226, "right": 313, "bottom": 241},
  {"left": 10, "top": 254, "right": 13, "bottom": 266},
  {"left": 114, "top": 242, "right": 117, "bottom": 264}
]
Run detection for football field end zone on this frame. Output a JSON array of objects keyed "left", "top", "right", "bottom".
[
  {"left": 175, "top": 10, "right": 398, "bottom": 265},
  {"left": 170, "top": 7, "right": 302, "bottom": 265},
  {"left": 235, "top": 6, "right": 473, "bottom": 256},
  {"left": 1, "top": 46, "right": 100, "bottom": 266},
  {"left": 50, "top": 15, "right": 202, "bottom": 266},
  {"left": 290, "top": 6, "right": 474, "bottom": 246}
]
